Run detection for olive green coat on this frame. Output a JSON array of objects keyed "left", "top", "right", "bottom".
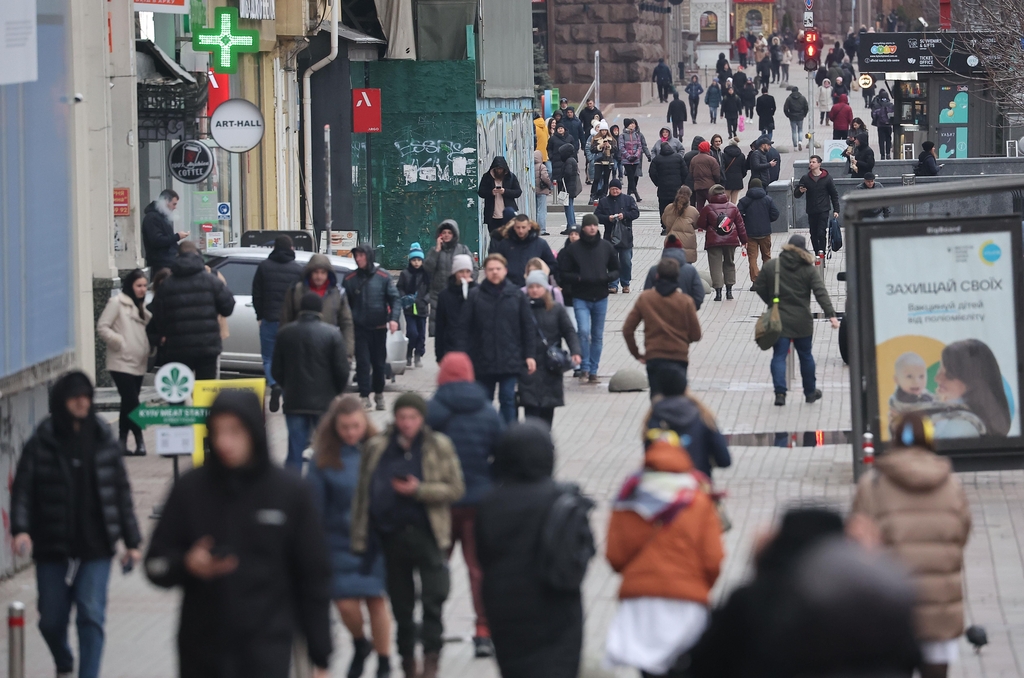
[{"left": 751, "top": 244, "right": 836, "bottom": 338}]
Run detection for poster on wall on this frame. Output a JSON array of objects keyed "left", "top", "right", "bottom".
[
  {"left": 868, "top": 218, "right": 1022, "bottom": 445},
  {"left": 937, "top": 85, "right": 968, "bottom": 125},
  {"left": 0, "top": 0, "right": 38, "bottom": 85},
  {"left": 823, "top": 140, "right": 848, "bottom": 162},
  {"left": 935, "top": 127, "right": 967, "bottom": 159}
]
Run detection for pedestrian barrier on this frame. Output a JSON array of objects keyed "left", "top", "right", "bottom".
[{"left": 9, "top": 602, "right": 24, "bottom": 678}]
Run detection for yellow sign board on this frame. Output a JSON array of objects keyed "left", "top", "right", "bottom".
[{"left": 191, "top": 378, "right": 266, "bottom": 466}]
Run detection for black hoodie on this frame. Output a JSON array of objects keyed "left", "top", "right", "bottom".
[
  {"left": 149, "top": 251, "right": 235, "bottom": 359},
  {"left": 252, "top": 246, "right": 302, "bottom": 322},
  {"left": 145, "top": 390, "right": 333, "bottom": 676},
  {"left": 477, "top": 156, "right": 523, "bottom": 219},
  {"left": 341, "top": 247, "right": 401, "bottom": 329},
  {"left": 850, "top": 132, "right": 876, "bottom": 178}
]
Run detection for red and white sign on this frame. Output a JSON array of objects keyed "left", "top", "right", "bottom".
[
  {"left": 133, "top": 0, "right": 188, "bottom": 14},
  {"left": 352, "top": 88, "right": 382, "bottom": 134},
  {"left": 207, "top": 71, "right": 230, "bottom": 117},
  {"left": 113, "top": 188, "right": 131, "bottom": 217}
]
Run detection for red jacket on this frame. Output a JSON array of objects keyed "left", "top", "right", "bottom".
[
  {"left": 736, "top": 37, "right": 749, "bottom": 54},
  {"left": 696, "top": 193, "right": 747, "bottom": 248},
  {"left": 828, "top": 94, "right": 853, "bottom": 131}
]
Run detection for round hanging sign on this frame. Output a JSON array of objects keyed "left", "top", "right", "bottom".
[
  {"left": 167, "top": 140, "right": 215, "bottom": 184},
  {"left": 210, "top": 98, "right": 265, "bottom": 153}
]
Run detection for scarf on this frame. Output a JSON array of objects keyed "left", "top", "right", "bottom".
[
  {"left": 310, "top": 280, "right": 329, "bottom": 297},
  {"left": 614, "top": 471, "right": 700, "bottom": 524}
]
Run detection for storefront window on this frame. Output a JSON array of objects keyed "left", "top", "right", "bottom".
[
  {"left": 700, "top": 12, "right": 718, "bottom": 42},
  {"left": 745, "top": 10, "right": 764, "bottom": 35}
]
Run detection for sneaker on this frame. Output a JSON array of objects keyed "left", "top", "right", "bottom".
[
  {"left": 375, "top": 393, "right": 386, "bottom": 411},
  {"left": 774, "top": 393, "right": 786, "bottom": 406},
  {"left": 473, "top": 636, "right": 495, "bottom": 658},
  {"left": 805, "top": 389, "right": 823, "bottom": 404},
  {"left": 608, "top": 287, "right": 618, "bottom": 294},
  {"left": 540, "top": 231, "right": 549, "bottom": 236},
  {"left": 588, "top": 373, "right": 600, "bottom": 384},
  {"left": 269, "top": 385, "right": 282, "bottom": 412},
  {"left": 361, "top": 396, "right": 372, "bottom": 409},
  {"left": 578, "top": 371, "right": 589, "bottom": 381},
  {"left": 560, "top": 228, "right": 570, "bottom": 235},
  {"left": 622, "top": 286, "right": 630, "bottom": 294}
]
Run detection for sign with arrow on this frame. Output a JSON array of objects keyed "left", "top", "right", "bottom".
[
  {"left": 352, "top": 88, "right": 382, "bottom": 133},
  {"left": 130, "top": 405, "right": 209, "bottom": 429}
]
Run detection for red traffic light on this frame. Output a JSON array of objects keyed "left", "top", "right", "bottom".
[{"left": 804, "top": 28, "right": 821, "bottom": 71}]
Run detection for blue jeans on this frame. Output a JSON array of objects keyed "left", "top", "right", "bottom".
[
  {"left": 478, "top": 374, "right": 518, "bottom": 424},
  {"left": 36, "top": 559, "right": 112, "bottom": 678},
  {"left": 564, "top": 200, "right": 576, "bottom": 227},
  {"left": 285, "top": 413, "right": 320, "bottom": 471},
  {"left": 536, "top": 193, "right": 548, "bottom": 232},
  {"left": 609, "top": 248, "right": 633, "bottom": 289},
  {"left": 790, "top": 119, "right": 804, "bottom": 148},
  {"left": 573, "top": 297, "right": 608, "bottom": 375},
  {"left": 770, "top": 335, "right": 816, "bottom": 396},
  {"left": 259, "top": 320, "right": 280, "bottom": 386}
]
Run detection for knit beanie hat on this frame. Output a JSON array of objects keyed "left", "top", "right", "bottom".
[
  {"left": 393, "top": 392, "right": 427, "bottom": 417},
  {"left": 451, "top": 254, "right": 474, "bottom": 275},
  {"left": 709, "top": 184, "right": 726, "bottom": 196},
  {"left": 300, "top": 292, "right": 324, "bottom": 313},
  {"left": 698, "top": 141, "right": 711, "bottom": 153},
  {"left": 750, "top": 178, "right": 763, "bottom": 188},
  {"left": 526, "top": 270, "right": 549, "bottom": 287},
  {"left": 789, "top": 234, "right": 808, "bottom": 250},
  {"left": 438, "top": 352, "right": 475, "bottom": 385},
  {"left": 609, "top": 178, "right": 623, "bottom": 189},
  {"left": 408, "top": 242, "right": 424, "bottom": 261},
  {"left": 582, "top": 214, "right": 600, "bottom": 226},
  {"left": 664, "top": 234, "right": 684, "bottom": 249}
]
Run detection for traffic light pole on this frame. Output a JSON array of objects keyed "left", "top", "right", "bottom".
[{"left": 808, "top": 69, "right": 815, "bottom": 160}]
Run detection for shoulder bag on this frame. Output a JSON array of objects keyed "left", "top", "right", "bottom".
[
  {"left": 531, "top": 310, "right": 573, "bottom": 373},
  {"left": 754, "top": 260, "right": 783, "bottom": 350},
  {"left": 609, "top": 218, "right": 634, "bottom": 250}
]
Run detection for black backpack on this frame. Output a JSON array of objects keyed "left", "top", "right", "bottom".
[{"left": 538, "top": 483, "right": 596, "bottom": 591}]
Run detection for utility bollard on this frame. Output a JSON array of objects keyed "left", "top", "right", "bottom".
[
  {"left": 9, "top": 602, "right": 25, "bottom": 678},
  {"left": 862, "top": 432, "right": 875, "bottom": 467}
]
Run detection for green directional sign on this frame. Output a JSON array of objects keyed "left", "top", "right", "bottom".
[
  {"left": 129, "top": 404, "right": 209, "bottom": 429},
  {"left": 192, "top": 7, "right": 259, "bottom": 75}
]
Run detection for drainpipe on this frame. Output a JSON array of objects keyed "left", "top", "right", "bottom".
[{"left": 302, "top": 0, "right": 339, "bottom": 232}]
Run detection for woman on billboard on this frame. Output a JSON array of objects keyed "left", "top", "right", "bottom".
[{"left": 929, "top": 339, "right": 1012, "bottom": 439}]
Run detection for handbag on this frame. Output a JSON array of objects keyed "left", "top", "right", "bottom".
[
  {"left": 827, "top": 215, "right": 843, "bottom": 257},
  {"left": 609, "top": 218, "right": 634, "bottom": 250},
  {"left": 754, "top": 260, "right": 783, "bottom": 350},
  {"left": 531, "top": 311, "right": 573, "bottom": 374}
]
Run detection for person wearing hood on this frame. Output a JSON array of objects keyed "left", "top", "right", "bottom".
[
  {"left": 649, "top": 138, "right": 688, "bottom": 230},
  {"left": 644, "top": 372, "right": 730, "bottom": 477},
  {"left": 828, "top": 93, "right": 853, "bottom": 139},
  {"left": 667, "top": 91, "right": 688, "bottom": 140},
  {"left": 849, "top": 411, "right": 972, "bottom": 678},
  {"left": 684, "top": 76, "right": 704, "bottom": 124},
  {"left": 424, "top": 219, "right": 475, "bottom": 336},
  {"left": 696, "top": 185, "right": 747, "bottom": 301},
  {"left": 660, "top": 188, "right": 701, "bottom": 263},
  {"left": 704, "top": 80, "right": 722, "bottom": 123},
  {"left": 427, "top": 353, "right": 504, "bottom": 658},
  {"left": 534, "top": 149, "right": 553, "bottom": 235},
  {"left": 720, "top": 86, "right": 742, "bottom": 137},
  {"left": 721, "top": 137, "right": 748, "bottom": 204},
  {"left": 849, "top": 132, "right": 876, "bottom": 178},
  {"left": 625, "top": 257, "right": 702, "bottom": 397},
  {"left": 434, "top": 254, "right": 477, "bottom": 363},
  {"left": 342, "top": 246, "right": 401, "bottom": 411},
  {"left": 715, "top": 53, "right": 732, "bottom": 84},
  {"left": 272, "top": 292, "right": 350, "bottom": 471},
  {"left": 145, "top": 391, "right": 333, "bottom": 678},
  {"left": 651, "top": 127, "right": 685, "bottom": 156},
  {"left": 653, "top": 58, "right": 674, "bottom": 102},
  {"left": 689, "top": 141, "right": 722, "bottom": 209},
  {"left": 605, "top": 431, "right": 723, "bottom": 677},
  {"left": 783, "top": 86, "right": 810, "bottom": 150},
  {"left": 489, "top": 214, "right": 559, "bottom": 288},
  {"left": 737, "top": 178, "right": 780, "bottom": 283},
  {"left": 755, "top": 86, "right": 776, "bottom": 140},
  {"left": 562, "top": 107, "right": 586, "bottom": 150},
  {"left": 477, "top": 156, "right": 523, "bottom": 234},
  {"left": 556, "top": 143, "right": 582, "bottom": 230},
  {"left": 12, "top": 371, "right": 142, "bottom": 678},
  {"left": 281, "top": 253, "right": 356, "bottom": 357},
  {"left": 252, "top": 235, "right": 303, "bottom": 410},
  {"left": 148, "top": 241, "right": 235, "bottom": 379},
  {"left": 620, "top": 118, "right": 652, "bottom": 202},
  {"left": 518, "top": 270, "right": 583, "bottom": 426},
  {"left": 141, "top": 189, "right": 190, "bottom": 274},
  {"left": 752, "top": 235, "right": 839, "bottom": 406},
  {"left": 589, "top": 121, "right": 619, "bottom": 203},
  {"left": 871, "top": 89, "right": 895, "bottom": 159},
  {"left": 351, "top": 393, "right": 465, "bottom": 678},
  {"left": 594, "top": 179, "right": 640, "bottom": 293},
  {"left": 96, "top": 268, "right": 151, "bottom": 455},
  {"left": 816, "top": 78, "right": 833, "bottom": 125},
  {"left": 476, "top": 422, "right": 590, "bottom": 678},
  {"left": 398, "top": 243, "right": 431, "bottom": 367},
  {"left": 794, "top": 155, "right": 841, "bottom": 254}
]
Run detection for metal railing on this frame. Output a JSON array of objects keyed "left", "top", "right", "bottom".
[{"left": 579, "top": 51, "right": 601, "bottom": 109}]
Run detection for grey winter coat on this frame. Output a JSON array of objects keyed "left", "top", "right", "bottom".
[
  {"left": 517, "top": 300, "right": 581, "bottom": 409},
  {"left": 424, "top": 219, "right": 475, "bottom": 328}
]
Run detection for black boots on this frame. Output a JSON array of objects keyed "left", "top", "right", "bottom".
[
  {"left": 714, "top": 288, "right": 723, "bottom": 301},
  {"left": 269, "top": 385, "right": 281, "bottom": 412},
  {"left": 726, "top": 285, "right": 734, "bottom": 300},
  {"left": 348, "top": 638, "right": 373, "bottom": 678}
]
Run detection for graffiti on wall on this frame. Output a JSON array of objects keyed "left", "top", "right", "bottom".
[
  {"left": 477, "top": 107, "right": 536, "bottom": 222},
  {"left": 391, "top": 117, "right": 478, "bottom": 191}
]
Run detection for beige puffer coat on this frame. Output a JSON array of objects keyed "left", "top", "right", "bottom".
[
  {"left": 97, "top": 292, "right": 152, "bottom": 375},
  {"left": 661, "top": 203, "right": 701, "bottom": 263},
  {"left": 851, "top": 446, "right": 972, "bottom": 641}
]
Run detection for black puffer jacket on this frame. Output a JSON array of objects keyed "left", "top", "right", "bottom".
[
  {"left": 648, "top": 143, "right": 688, "bottom": 203},
  {"left": 547, "top": 135, "right": 575, "bottom": 182},
  {"left": 149, "top": 252, "right": 235, "bottom": 359},
  {"left": 341, "top": 248, "right": 401, "bottom": 329},
  {"left": 559, "top": 231, "right": 619, "bottom": 302},
  {"left": 11, "top": 372, "right": 142, "bottom": 561},
  {"left": 271, "top": 312, "right": 350, "bottom": 415},
  {"left": 141, "top": 201, "right": 180, "bottom": 270},
  {"left": 145, "top": 391, "right": 333, "bottom": 676},
  {"left": 427, "top": 381, "right": 504, "bottom": 506},
  {"left": 489, "top": 222, "right": 559, "bottom": 287},
  {"left": 397, "top": 263, "right": 431, "bottom": 317},
  {"left": 476, "top": 423, "right": 583, "bottom": 678},
  {"left": 517, "top": 300, "right": 581, "bottom": 410},
  {"left": 252, "top": 247, "right": 302, "bottom": 322},
  {"left": 477, "top": 156, "right": 523, "bottom": 219},
  {"left": 722, "top": 143, "right": 748, "bottom": 190},
  {"left": 435, "top": 278, "right": 476, "bottom": 362},
  {"left": 737, "top": 186, "right": 781, "bottom": 238},
  {"left": 460, "top": 279, "right": 536, "bottom": 377}
]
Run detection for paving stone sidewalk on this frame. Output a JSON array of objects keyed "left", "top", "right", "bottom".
[{"left": 0, "top": 209, "right": 1021, "bottom": 674}]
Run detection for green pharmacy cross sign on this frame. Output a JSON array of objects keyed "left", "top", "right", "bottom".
[{"left": 193, "top": 7, "right": 259, "bottom": 75}]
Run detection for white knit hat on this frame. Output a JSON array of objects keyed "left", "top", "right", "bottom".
[{"left": 451, "top": 254, "right": 473, "bottom": 275}]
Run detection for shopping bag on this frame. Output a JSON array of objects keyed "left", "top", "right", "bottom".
[{"left": 738, "top": 116, "right": 746, "bottom": 132}]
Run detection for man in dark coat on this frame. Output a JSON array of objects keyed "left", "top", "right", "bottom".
[
  {"left": 559, "top": 215, "right": 620, "bottom": 383},
  {"left": 652, "top": 58, "right": 673, "bottom": 102},
  {"left": 141, "top": 189, "right": 190, "bottom": 274},
  {"left": 434, "top": 254, "right": 477, "bottom": 363},
  {"left": 424, "top": 219, "right": 475, "bottom": 336},
  {"left": 342, "top": 246, "right": 401, "bottom": 411},
  {"left": 148, "top": 243, "right": 235, "bottom": 379},
  {"left": 562, "top": 108, "right": 586, "bottom": 152},
  {"left": 272, "top": 293, "right": 350, "bottom": 471},
  {"left": 667, "top": 91, "right": 688, "bottom": 140},
  {"left": 737, "top": 178, "right": 780, "bottom": 282},
  {"left": 460, "top": 253, "right": 537, "bottom": 423},
  {"left": 594, "top": 179, "right": 641, "bottom": 293},
  {"left": 477, "top": 156, "right": 523, "bottom": 234},
  {"left": 577, "top": 98, "right": 603, "bottom": 134},
  {"left": 476, "top": 422, "right": 586, "bottom": 678},
  {"left": 794, "top": 155, "right": 840, "bottom": 255},
  {"left": 783, "top": 87, "right": 810, "bottom": 150},
  {"left": 489, "top": 214, "right": 559, "bottom": 287},
  {"left": 146, "top": 391, "right": 333, "bottom": 678},
  {"left": 849, "top": 132, "right": 876, "bottom": 178},
  {"left": 755, "top": 86, "right": 777, "bottom": 140},
  {"left": 642, "top": 234, "right": 706, "bottom": 309},
  {"left": 252, "top": 235, "right": 302, "bottom": 411},
  {"left": 648, "top": 142, "right": 688, "bottom": 228},
  {"left": 752, "top": 235, "right": 839, "bottom": 406},
  {"left": 12, "top": 371, "right": 142, "bottom": 678},
  {"left": 748, "top": 136, "right": 776, "bottom": 187},
  {"left": 427, "top": 351, "right": 504, "bottom": 657}
]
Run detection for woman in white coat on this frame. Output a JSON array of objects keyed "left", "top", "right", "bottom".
[{"left": 97, "top": 269, "right": 151, "bottom": 455}]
